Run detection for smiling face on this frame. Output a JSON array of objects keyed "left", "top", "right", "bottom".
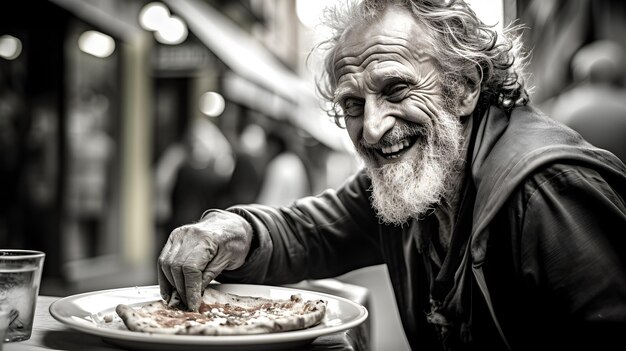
[{"left": 333, "top": 5, "right": 477, "bottom": 224}]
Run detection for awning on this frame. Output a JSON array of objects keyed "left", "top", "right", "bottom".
[
  {"left": 164, "top": 0, "right": 306, "bottom": 104},
  {"left": 164, "top": 0, "right": 348, "bottom": 151},
  {"left": 49, "top": 0, "right": 142, "bottom": 41}
]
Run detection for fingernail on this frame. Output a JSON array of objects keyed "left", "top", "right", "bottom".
[{"left": 189, "top": 298, "right": 199, "bottom": 312}]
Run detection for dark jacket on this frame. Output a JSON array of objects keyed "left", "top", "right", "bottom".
[{"left": 220, "top": 105, "right": 626, "bottom": 350}]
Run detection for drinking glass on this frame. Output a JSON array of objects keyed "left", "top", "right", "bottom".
[{"left": 0, "top": 250, "right": 45, "bottom": 342}]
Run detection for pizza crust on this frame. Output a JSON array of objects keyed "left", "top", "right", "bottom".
[{"left": 115, "top": 288, "right": 327, "bottom": 336}]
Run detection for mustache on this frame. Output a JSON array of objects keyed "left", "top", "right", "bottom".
[{"left": 357, "top": 122, "right": 428, "bottom": 152}]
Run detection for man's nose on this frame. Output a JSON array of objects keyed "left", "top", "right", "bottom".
[{"left": 363, "top": 98, "right": 395, "bottom": 145}]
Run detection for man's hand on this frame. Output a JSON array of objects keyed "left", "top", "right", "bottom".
[{"left": 157, "top": 210, "right": 253, "bottom": 311}]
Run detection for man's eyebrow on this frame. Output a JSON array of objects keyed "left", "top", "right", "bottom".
[
  {"left": 378, "top": 69, "right": 418, "bottom": 85},
  {"left": 333, "top": 86, "right": 356, "bottom": 103}
]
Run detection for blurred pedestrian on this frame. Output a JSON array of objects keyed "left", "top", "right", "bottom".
[
  {"left": 549, "top": 40, "right": 626, "bottom": 162},
  {"left": 255, "top": 124, "right": 311, "bottom": 207},
  {"left": 154, "top": 117, "right": 234, "bottom": 250}
]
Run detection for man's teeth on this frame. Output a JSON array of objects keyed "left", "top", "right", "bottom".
[{"left": 381, "top": 139, "right": 410, "bottom": 155}]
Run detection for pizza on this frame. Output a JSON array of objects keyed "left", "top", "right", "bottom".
[{"left": 115, "top": 287, "right": 327, "bottom": 335}]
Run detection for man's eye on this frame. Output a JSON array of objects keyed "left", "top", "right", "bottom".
[
  {"left": 384, "top": 83, "right": 409, "bottom": 102},
  {"left": 341, "top": 97, "right": 364, "bottom": 117}
]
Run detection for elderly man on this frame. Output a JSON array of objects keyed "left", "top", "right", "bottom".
[{"left": 158, "top": 0, "right": 626, "bottom": 349}]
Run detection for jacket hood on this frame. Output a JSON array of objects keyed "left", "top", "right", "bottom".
[{"left": 469, "top": 105, "right": 626, "bottom": 265}]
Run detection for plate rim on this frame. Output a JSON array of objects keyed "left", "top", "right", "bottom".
[{"left": 49, "top": 283, "right": 368, "bottom": 346}]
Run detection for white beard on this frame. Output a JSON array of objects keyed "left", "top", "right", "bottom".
[{"left": 357, "top": 109, "right": 464, "bottom": 225}]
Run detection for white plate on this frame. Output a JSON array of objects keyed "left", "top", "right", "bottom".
[{"left": 49, "top": 284, "right": 368, "bottom": 350}]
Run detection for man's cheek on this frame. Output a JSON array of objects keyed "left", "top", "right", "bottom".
[{"left": 345, "top": 119, "right": 362, "bottom": 146}]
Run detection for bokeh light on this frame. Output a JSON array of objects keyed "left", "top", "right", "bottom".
[
  {"left": 78, "top": 31, "right": 115, "bottom": 58},
  {"left": 199, "top": 92, "right": 226, "bottom": 117},
  {"left": 0, "top": 35, "right": 23, "bottom": 60}
]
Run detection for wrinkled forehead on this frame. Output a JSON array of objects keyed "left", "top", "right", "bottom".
[{"left": 332, "top": 5, "right": 434, "bottom": 80}]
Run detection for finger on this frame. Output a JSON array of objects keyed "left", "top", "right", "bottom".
[
  {"left": 180, "top": 236, "right": 216, "bottom": 311},
  {"left": 182, "top": 264, "right": 203, "bottom": 311},
  {"left": 159, "top": 230, "right": 180, "bottom": 292},
  {"left": 161, "top": 228, "right": 188, "bottom": 306},
  {"left": 168, "top": 243, "right": 188, "bottom": 308},
  {"left": 157, "top": 239, "right": 174, "bottom": 301},
  {"left": 201, "top": 258, "right": 230, "bottom": 289},
  {"left": 157, "top": 261, "right": 172, "bottom": 302}
]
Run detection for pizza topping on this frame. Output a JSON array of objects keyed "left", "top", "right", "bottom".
[{"left": 115, "top": 288, "right": 328, "bottom": 336}]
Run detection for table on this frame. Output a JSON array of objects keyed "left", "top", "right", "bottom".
[{"left": 3, "top": 281, "right": 370, "bottom": 351}]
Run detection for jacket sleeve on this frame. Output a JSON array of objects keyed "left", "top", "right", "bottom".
[
  {"left": 217, "top": 170, "right": 384, "bottom": 285},
  {"left": 512, "top": 164, "right": 626, "bottom": 348}
]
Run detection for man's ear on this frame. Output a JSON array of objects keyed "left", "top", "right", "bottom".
[{"left": 458, "top": 83, "right": 481, "bottom": 117}]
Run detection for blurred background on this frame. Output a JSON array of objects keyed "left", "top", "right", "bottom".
[{"left": 1, "top": 0, "right": 625, "bottom": 350}]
